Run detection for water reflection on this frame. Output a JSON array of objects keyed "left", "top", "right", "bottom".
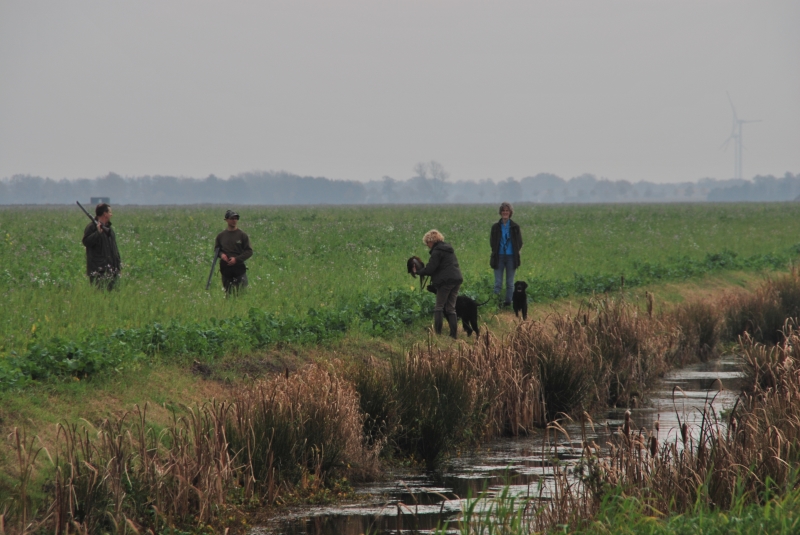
[{"left": 254, "top": 356, "right": 745, "bottom": 535}]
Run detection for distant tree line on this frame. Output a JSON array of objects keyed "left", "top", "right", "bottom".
[{"left": 1, "top": 166, "right": 798, "bottom": 205}]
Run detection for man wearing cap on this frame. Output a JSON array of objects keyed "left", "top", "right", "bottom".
[{"left": 214, "top": 210, "right": 253, "bottom": 294}]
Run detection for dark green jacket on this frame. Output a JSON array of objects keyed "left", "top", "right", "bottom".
[
  {"left": 82, "top": 221, "right": 122, "bottom": 276},
  {"left": 490, "top": 219, "right": 523, "bottom": 269},
  {"left": 214, "top": 229, "right": 253, "bottom": 277},
  {"left": 417, "top": 241, "right": 463, "bottom": 286}
]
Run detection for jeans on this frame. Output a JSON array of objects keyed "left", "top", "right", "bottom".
[{"left": 494, "top": 255, "right": 516, "bottom": 304}]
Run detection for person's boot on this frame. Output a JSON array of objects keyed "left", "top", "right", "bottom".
[
  {"left": 434, "top": 311, "right": 444, "bottom": 335},
  {"left": 447, "top": 314, "right": 458, "bottom": 339}
]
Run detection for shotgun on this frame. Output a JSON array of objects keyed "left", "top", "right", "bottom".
[
  {"left": 205, "top": 247, "right": 220, "bottom": 290},
  {"left": 76, "top": 201, "right": 109, "bottom": 231}
]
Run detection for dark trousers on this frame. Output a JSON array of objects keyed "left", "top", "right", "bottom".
[
  {"left": 434, "top": 282, "right": 461, "bottom": 315},
  {"left": 433, "top": 282, "right": 461, "bottom": 337},
  {"left": 222, "top": 272, "right": 248, "bottom": 295},
  {"left": 89, "top": 272, "right": 119, "bottom": 291}
]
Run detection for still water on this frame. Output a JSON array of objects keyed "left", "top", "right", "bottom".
[{"left": 253, "top": 356, "right": 745, "bottom": 535}]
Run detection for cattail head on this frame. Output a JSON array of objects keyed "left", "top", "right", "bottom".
[
  {"left": 681, "top": 423, "right": 689, "bottom": 445},
  {"left": 649, "top": 435, "right": 658, "bottom": 457}
]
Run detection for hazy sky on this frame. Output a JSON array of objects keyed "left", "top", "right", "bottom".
[{"left": 1, "top": 1, "right": 798, "bottom": 184}]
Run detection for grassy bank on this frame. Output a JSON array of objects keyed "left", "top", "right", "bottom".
[
  {"left": 3, "top": 271, "right": 800, "bottom": 533},
  {"left": 450, "top": 482, "right": 800, "bottom": 535}
]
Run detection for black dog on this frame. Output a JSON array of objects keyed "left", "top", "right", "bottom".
[
  {"left": 512, "top": 280, "right": 529, "bottom": 320},
  {"left": 427, "top": 285, "right": 489, "bottom": 336},
  {"left": 406, "top": 256, "right": 425, "bottom": 276},
  {"left": 406, "top": 256, "right": 428, "bottom": 289}
]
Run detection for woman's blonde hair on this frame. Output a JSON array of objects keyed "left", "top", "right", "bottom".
[
  {"left": 422, "top": 229, "right": 444, "bottom": 245},
  {"left": 499, "top": 202, "right": 514, "bottom": 217}
]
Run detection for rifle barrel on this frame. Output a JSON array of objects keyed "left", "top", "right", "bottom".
[
  {"left": 205, "top": 247, "right": 221, "bottom": 290},
  {"left": 76, "top": 201, "right": 108, "bottom": 231}
]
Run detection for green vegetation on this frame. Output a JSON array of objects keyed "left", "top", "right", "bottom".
[
  {"left": 447, "top": 481, "right": 800, "bottom": 535},
  {"left": 2, "top": 203, "right": 800, "bottom": 389},
  {"left": 3, "top": 203, "right": 800, "bottom": 533}
]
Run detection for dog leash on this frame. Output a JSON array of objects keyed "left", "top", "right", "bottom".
[{"left": 419, "top": 275, "right": 429, "bottom": 292}]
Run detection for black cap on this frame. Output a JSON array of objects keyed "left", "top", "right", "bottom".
[{"left": 224, "top": 210, "right": 240, "bottom": 220}]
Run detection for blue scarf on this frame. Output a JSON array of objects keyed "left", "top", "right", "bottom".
[{"left": 500, "top": 220, "right": 513, "bottom": 255}]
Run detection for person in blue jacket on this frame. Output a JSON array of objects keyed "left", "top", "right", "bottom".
[{"left": 489, "top": 202, "right": 523, "bottom": 306}]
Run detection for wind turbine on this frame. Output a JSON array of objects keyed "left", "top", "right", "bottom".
[{"left": 722, "top": 92, "right": 761, "bottom": 180}]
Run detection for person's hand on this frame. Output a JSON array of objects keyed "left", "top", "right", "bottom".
[
  {"left": 96, "top": 223, "right": 104, "bottom": 233},
  {"left": 221, "top": 253, "right": 229, "bottom": 263},
  {"left": 228, "top": 257, "right": 237, "bottom": 265}
]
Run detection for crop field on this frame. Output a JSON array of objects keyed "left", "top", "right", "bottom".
[{"left": 1, "top": 202, "right": 800, "bottom": 386}]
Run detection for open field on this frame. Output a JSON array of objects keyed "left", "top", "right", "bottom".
[{"left": 2, "top": 202, "right": 799, "bottom": 361}]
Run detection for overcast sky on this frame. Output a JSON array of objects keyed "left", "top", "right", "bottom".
[{"left": 1, "top": 1, "right": 798, "bottom": 184}]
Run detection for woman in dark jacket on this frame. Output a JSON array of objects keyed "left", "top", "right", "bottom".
[
  {"left": 413, "top": 229, "right": 463, "bottom": 338},
  {"left": 490, "top": 202, "right": 523, "bottom": 306}
]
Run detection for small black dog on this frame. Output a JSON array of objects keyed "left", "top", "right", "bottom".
[
  {"left": 427, "top": 285, "right": 489, "bottom": 336},
  {"left": 406, "top": 256, "right": 428, "bottom": 289},
  {"left": 406, "top": 256, "right": 425, "bottom": 276},
  {"left": 512, "top": 280, "right": 529, "bottom": 320}
]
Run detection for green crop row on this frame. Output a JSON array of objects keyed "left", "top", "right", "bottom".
[
  {"left": 1, "top": 245, "right": 797, "bottom": 390},
  {"left": 0, "top": 289, "right": 435, "bottom": 389}
]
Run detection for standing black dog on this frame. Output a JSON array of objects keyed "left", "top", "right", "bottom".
[
  {"left": 427, "top": 285, "right": 489, "bottom": 336},
  {"left": 512, "top": 280, "right": 529, "bottom": 320}
]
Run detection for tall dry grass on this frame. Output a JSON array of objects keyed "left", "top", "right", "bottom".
[
  {"left": 40, "top": 403, "right": 237, "bottom": 534},
  {"left": 672, "top": 300, "right": 722, "bottom": 363},
  {"left": 4, "top": 364, "right": 376, "bottom": 534},
  {"left": 227, "top": 361, "right": 378, "bottom": 494},
  {"left": 571, "top": 323, "right": 800, "bottom": 525},
  {"left": 723, "top": 268, "right": 800, "bottom": 345},
  {"left": 481, "top": 320, "right": 800, "bottom": 533}
]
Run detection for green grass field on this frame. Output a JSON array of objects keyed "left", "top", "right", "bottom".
[{"left": 1, "top": 203, "right": 799, "bottom": 383}]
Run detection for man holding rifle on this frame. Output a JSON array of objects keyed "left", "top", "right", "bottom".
[
  {"left": 81, "top": 202, "right": 122, "bottom": 290},
  {"left": 214, "top": 209, "right": 253, "bottom": 294}
]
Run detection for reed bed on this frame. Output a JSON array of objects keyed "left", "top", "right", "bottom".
[
  {"left": 6, "top": 273, "right": 800, "bottom": 532},
  {"left": 446, "top": 321, "right": 800, "bottom": 534},
  {"left": 723, "top": 268, "right": 800, "bottom": 345},
  {"left": 580, "top": 325, "right": 800, "bottom": 514},
  {"left": 4, "top": 365, "right": 377, "bottom": 534},
  {"left": 227, "top": 361, "right": 379, "bottom": 495}
]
